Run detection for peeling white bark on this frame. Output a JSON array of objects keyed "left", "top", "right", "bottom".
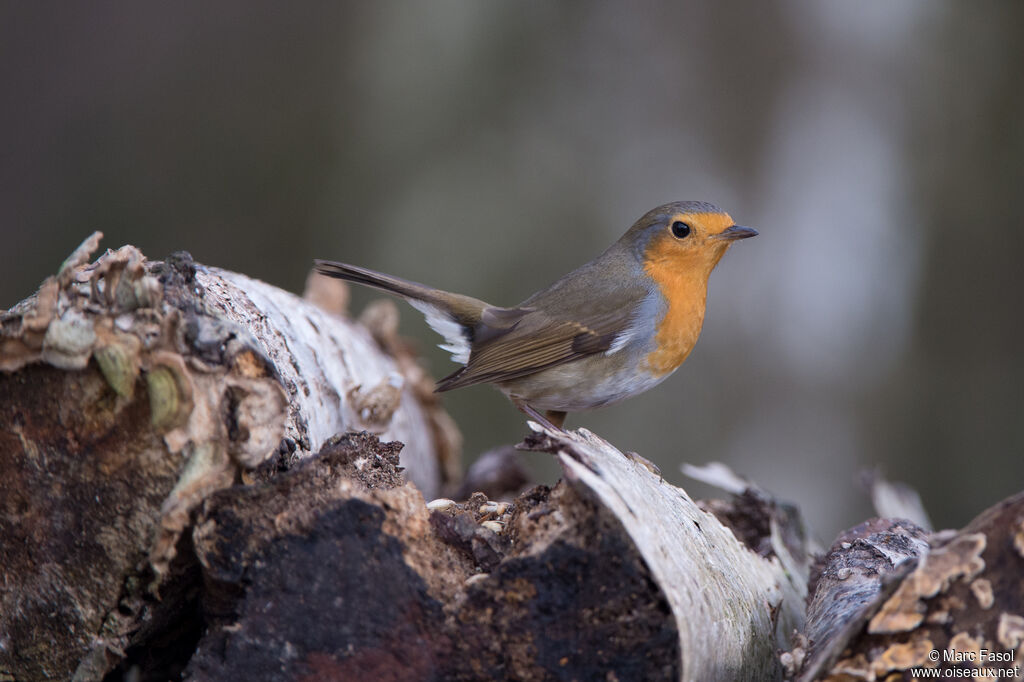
[
  {"left": 525, "top": 425, "right": 808, "bottom": 682},
  {"left": 197, "top": 267, "right": 441, "bottom": 497}
]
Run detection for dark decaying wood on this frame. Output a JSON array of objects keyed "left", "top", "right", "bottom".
[
  {"left": 1, "top": 235, "right": 1021, "bottom": 681},
  {"left": 184, "top": 431, "right": 681, "bottom": 681}
]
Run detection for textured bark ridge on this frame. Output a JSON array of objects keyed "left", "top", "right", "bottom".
[
  {"left": 1, "top": 235, "right": 1021, "bottom": 681},
  {"left": 787, "top": 494, "right": 1024, "bottom": 681}
]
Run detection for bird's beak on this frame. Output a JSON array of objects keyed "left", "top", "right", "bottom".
[{"left": 713, "top": 225, "right": 759, "bottom": 241}]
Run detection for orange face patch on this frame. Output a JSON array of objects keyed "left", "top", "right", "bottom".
[
  {"left": 641, "top": 211, "right": 734, "bottom": 376},
  {"left": 687, "top": 211, "right": 736, "bottom": 237}
]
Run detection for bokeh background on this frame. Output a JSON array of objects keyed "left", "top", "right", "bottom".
[{"left": 3, "top": 1, "right": 1022, "bottom": 542}]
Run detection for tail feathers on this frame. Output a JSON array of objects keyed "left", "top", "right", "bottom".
[{"left": 314, "top": 260, "right": 489, "bottom": 364}]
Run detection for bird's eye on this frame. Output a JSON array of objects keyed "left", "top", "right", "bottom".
[{"left": 671, "top": 221, "right": 691, "bottom": 239}]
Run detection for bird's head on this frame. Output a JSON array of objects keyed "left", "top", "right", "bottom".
[{"left": 622, "top": 201, "right": 757, "bottom": 279}]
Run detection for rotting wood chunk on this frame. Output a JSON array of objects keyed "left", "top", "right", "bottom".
[{"left": 183, "top": 433, "right": 679, "bottom": 681}]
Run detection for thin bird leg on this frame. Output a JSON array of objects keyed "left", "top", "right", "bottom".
[
  {"left": 513, "top": 399, "right": 566, "bottom": 432},
  {"left": 544, "top": 410, "right": 567, "bottom": 429}
]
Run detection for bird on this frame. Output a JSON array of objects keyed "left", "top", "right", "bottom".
[{"left": 315, "top": 201, "right": 756, "bottom": 430}]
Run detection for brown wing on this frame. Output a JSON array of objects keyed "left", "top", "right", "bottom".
[
  {"left": 436, "top": 241, "right": 653, "bottom": 392},
  {"left": 435, "top": 305, "right": 634, "bottom": 391}
]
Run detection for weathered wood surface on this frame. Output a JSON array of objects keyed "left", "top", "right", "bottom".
[
  {"left": 788, "top": 493, "right": 1024, "bottom": 681},
  {"left": 0, "top": 236, "right": 448, "bottom": 680},
  {"left": 527, "top": 429, "right": 810, "bottom": 681},
  {"left": 186, "top": 431, "right": 682, "bottom": 680}
]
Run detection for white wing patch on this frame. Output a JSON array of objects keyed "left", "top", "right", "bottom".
[
  {"left": 604, "top": 290, "right": 658, "bottom": 357},
  {"left": 409, "top": 300, "right": 471, "bottom": 364},
  {"left": 604, "top": 328, "right": 634, "bottom": 355},
  {"left": 604, "top": 311, "right": 644, "bottom": 356}
]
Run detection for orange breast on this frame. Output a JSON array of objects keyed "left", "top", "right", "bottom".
[{"left": 642, "top": 237, "right": 712, "bottom": 376}]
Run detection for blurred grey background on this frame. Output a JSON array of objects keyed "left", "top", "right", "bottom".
[{"left": 3, "top": 1, "right": 1022, "bottom": 542}]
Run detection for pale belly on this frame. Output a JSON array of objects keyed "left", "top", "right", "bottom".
[{"left": 496, "top": 351, "right": 673, "bottom": 412}]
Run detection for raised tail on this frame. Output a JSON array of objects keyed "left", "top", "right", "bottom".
[{"left": 313, "top": 260, "right": 491, "bottom": 364}]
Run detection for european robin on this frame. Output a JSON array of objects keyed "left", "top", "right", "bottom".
[{"left": 315, "top": 201, "right": 756, "bottom": 430}]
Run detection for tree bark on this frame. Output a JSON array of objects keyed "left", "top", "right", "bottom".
[
  {"left": 788, "top": 493, "right": 1024, "bottom": 681},
  {"left": 0, "top": 235, "right": 448, "bottom": 680}
]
